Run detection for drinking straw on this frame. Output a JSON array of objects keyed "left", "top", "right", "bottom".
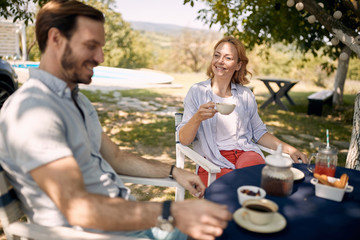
[
  {"left": 326, "top": 129, "right": 330, "bottom": 167},
  {"left": 326, "top": 129, "right": 330, "bottom": 149}
]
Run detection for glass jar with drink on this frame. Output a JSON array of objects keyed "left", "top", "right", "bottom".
[{"left": 307, "top": 145, "right": 338, "bottom": 177}]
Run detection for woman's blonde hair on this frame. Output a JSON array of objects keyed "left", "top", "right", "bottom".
[{"left": 206, "top": 36, "right": 251, "bottom": 85}]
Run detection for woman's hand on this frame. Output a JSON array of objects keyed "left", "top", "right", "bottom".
[
  {"left": 195, "top": 101, "right": 217, "bottom": 122},
  {"left": 289, "top": 148, "right": 308, "bottom": 164},
  {"left": 179, "top": 102, "right": 217, "bottom": 145},
  {"left": 257, "top": 133, "right": 308, "bottom": 164}
]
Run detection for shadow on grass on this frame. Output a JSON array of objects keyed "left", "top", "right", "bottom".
[
  {"left": 81, "top": 88, "right": 356, "bottom": 201},
  {"left": 256, "top": 91, "right": 356, "bottom": 166}
]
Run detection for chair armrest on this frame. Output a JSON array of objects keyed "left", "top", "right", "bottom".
[
  {"left": 257, "top": 144, "right": 293, "bottom": 161},
  {"left": 7, "top": 222, "right": 147, "bottom": 240},
  {"left": 176, "top": 144, "right": 221, "bottom": 173},
  {"left": 118, "top": 175, "right": 182, "bottom": 188}
]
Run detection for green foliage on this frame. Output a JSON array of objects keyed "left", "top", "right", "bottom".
[
  {"left": 185, "top": 0, "right": 359, "bottom": 67},
  {"left": 0, "top": 0, "right": 49, "bottom": 25},
  {"left": 133, "top": 28, "right": 222, "bottom": 73},
  {"left": 82, "top": 1, "right": 154, "bottom": 69},
  {"left": 348, "top": 58, "right": 360, "bottom": 80},
  {"left": 26, "top": 25, "right": 41, "bottom": 61},
  {"left": 25, "top": 0, "right": 153, "bottom": 69},
  {"left": 167, "top": 30, "right": 221, "bottom": 72},
  {"left": 245, "top": 42, "right": 360, "bottom": 82}
]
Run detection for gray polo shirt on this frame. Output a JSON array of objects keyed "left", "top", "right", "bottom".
[
  {"left": 0, "top": 68, "right": 130, "bottom": 227},
  {"left": 177, "top": 79, "right": 267, "bottom": 169}
]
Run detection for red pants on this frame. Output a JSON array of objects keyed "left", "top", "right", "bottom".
[{"left": 198, "top": 150, "right": 265, "bottom": 187}]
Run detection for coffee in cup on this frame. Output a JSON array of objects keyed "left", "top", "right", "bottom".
[
  {"left": 215, "top": 103, "right": 235, "bottom": 115},
  {"left": 242, "top": 199, "right": 278, "bottom": 225}
]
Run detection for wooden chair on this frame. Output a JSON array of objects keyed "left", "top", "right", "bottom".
[
  {"left": 175, "top": 113, "right": 292, "bottom": 187},
  {"left": 0, "top": 165, "right": 149, "bottom": 240}
]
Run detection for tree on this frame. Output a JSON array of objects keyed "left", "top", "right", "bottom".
[
  {"left": 0, "top": 0, "right": 49, "bottom": 25},
  {"left": 16, "top": 0, "right": 152, "bottom": 69},
  {"left": 184, "top": 0, "right": 360, "bottom": 105},
  {"left": 171, "top": 30, "right": 221, "bottom": 72},
  {"left": 88, "top": 1, "right": 153, "bottom": 69}
]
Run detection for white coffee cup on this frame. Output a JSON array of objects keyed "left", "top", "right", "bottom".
[
  {"left": 242, "top": 199, "right": 278, "bottom": 225},
  {"left": 215, "top": 103, "right": 235, "bottom": 115}
]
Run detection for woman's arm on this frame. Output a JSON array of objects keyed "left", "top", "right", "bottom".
[
  {"left": 179, "top": 101, "right": 217, "bottom": 145},
  {"left": 257, "top": 132, "right": 308, "bottom": 163}
]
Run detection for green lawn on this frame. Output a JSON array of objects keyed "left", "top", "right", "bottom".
[{"left": 81, "top": 84, "right": 356, "bottom": 201}]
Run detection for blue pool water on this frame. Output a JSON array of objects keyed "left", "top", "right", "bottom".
[
  {"left": 12, "top": 62, "right": 173, "bottom": 84},
  {"left": 13, "top": 63, "right": 39, "bottom": 69}
]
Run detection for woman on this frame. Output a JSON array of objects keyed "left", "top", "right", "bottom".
[{"left": 177, "top": 36, "right": 308, "bottom": 187}]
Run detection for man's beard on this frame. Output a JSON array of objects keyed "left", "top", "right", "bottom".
[{"left": 61, "top": 43, "right": 97, "bottom": 84}]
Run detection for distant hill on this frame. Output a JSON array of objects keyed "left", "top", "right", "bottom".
[{"left": 129, "top": 21, "right": 214, "bottom": 36}]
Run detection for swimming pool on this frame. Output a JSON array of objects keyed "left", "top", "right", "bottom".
[{"left": 13, "top": 62, "right": 174, "bottom": 84}]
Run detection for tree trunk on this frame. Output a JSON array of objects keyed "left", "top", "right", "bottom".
[
  {"left": 333, "top": 46, "right": 351, "bottom": 106},
  {"left": 346, "top": 92, "right": 360, "bottom": 170}
]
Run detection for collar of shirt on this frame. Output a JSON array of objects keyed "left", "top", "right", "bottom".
[
  {"left": 199, "top": 78, "right": 238, "bottom": 95},
  {"left": 29, "top": 68, "right": 75, "bottom": 100}
]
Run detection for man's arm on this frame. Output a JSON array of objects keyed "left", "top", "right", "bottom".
[
  {"left": 100, "top": 132, "right": 205, "bottom": 197},
  {"left": 30, "top": 157, "right": 232, "bottom": 239},
  {"left": 30, "top": 156, "right": 161, "bottom": 231},
  {"left": 100, "top": 132, "right": 172, "bottom": 178}
]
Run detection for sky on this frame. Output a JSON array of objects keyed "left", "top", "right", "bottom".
[{"left": 114, "top": 0, "right": 217, "bottom": 30}]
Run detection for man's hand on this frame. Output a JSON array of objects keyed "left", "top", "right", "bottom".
[
  {"left": 172, "top": 199, "right": 232, "bottom": 240},
  {"left": 173, "top": 167, "right": 205, "bottom": 198}
]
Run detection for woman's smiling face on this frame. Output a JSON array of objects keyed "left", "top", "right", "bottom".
[{"left": 211, "top": 42, "right": 242, "bottom": 80}]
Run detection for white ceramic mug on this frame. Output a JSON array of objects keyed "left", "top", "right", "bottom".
[
  {"left": 215, "top": 103, "right": 235, "bottom": 115},
  {"left": 242, "top": 199, "right": 278, "bottom": 225}
]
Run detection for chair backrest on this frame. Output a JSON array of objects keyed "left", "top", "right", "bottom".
[
  {"left": 0, "top": 165, "right": 24, "bottom": 238},
  {"left": 174, "top": 113, "right": 183, "bottom": 141},
  {"left": 174, "top": 112, "right": 221, "bottom": 186}
]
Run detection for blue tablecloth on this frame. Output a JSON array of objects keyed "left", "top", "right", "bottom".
[{"left": 204, "top": 164, "right": 360, "bottom": 240}]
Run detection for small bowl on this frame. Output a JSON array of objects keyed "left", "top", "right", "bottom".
[
  {"left": 237, "top": 185, "right": 266, "bottom": 205},
  {"left": 310, "top": 177, "right": 354, "bottom": 202}
]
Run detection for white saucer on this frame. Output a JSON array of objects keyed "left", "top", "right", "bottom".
[
  {"left": 233, "top": 208, "right": 287, "bottom": 233},
  {"left": 291, "top": 167, "right": 305, "bottom": 181}
]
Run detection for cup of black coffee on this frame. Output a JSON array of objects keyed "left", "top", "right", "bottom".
[{"left": 242, "top": 199, "right": 278, "bottom": 225}]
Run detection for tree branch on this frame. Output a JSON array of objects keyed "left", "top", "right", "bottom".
[{"left": 296, "top": 0, "right": 360, "bottom": 57}]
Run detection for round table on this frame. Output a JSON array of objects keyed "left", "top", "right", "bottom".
[{"left": 204, "top": 164, "right": 360, "bottom": 240}]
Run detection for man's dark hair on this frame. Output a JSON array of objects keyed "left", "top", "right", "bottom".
[{"left": 36, "top": 0, "right": 105, "bottom": 53}]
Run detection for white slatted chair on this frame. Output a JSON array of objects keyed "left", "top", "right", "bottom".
[
  {"left": 117, "top": 115, "right": 185, "bottom": 202},
  {"left": 119, "top": 175, "right": 184, "bottom": 201},
  {"left": 0, "top": 166, "right": 149, "bottom": 240},
  {"left": 117, "top": 115, "right": 203, "bottom": 202},
  {"left": 175, "top": 113, "right": 292, "bottom": 187}
]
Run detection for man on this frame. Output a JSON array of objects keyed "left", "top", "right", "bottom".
[{"left": 0, "top": 1, "right": 231, "bottom": 239}]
